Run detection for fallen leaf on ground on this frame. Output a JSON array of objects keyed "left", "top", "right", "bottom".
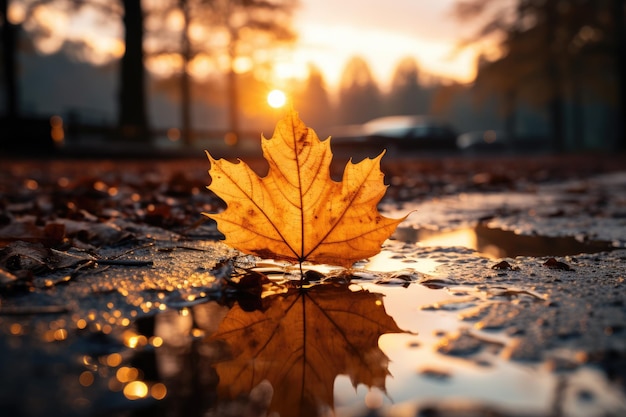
[
  {"left": 492, "top": 260, "right": 517, "bottom": 270},
  {"left": 543, "top": 257, "right": 574, "bottom": 271},
  {"left": 208, "top": 284, "right": 407, "bottom": 417},
  {"left": 205, "top": 110, "right": 406, "bottom": 268},
  {"left": 0, "top": 241, "right": 91, "bottom": 274}
]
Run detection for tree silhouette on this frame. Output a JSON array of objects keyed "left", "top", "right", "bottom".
[
  {"left": 294, "top": 63, "right": 333, "bottom": 130},
  {"left": 611, "top": 0, "right": 626, "bottom": 151},
  {"left": 338, "top": 56, "right": 382, "bottom": 124},
  {"left": 198, "top": 0, "right": 297, "bottom": 143},
  {"left": 3, "top": 0, "right": 149, "bottom": 142},
  {"left": 387, "top": 57, "right": 428, "bottom": 115},
  {"left": 118, "top": 0, "right": 149, "bottom": 141},
  {"left": 146, "top": 0, "right": 295, "bottom": 144},
  {"left": 178, "top": 0, "right": 193, "bottom": 145},
  {"left": 454, "top": 0, "right": 625, "bottom": 151},
  {"left": 8, "top": 0, "right": 296, "bottom": 145},
  {"left": 0, "top": 0, "right": 18, "bottom": 119},
  {"left": 142, "top": 0, "right": 204, "bottom": 145}
]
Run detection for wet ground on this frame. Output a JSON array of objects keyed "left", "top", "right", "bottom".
[{"left": 0, "top": 151, "right": 625, "bottom": 417}]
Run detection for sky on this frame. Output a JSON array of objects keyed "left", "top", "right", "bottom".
[
  {"left": 288, "top": 0, "right": 487, "bottom": 91},
  {"left": 10, "top": 0, "right": 491, "bottom": 92}
]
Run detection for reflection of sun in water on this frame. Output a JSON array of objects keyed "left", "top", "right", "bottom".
[{"left": 267, "top": 89, "right": 287, "bottom": 108}]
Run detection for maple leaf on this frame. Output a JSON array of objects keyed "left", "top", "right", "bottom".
[
  {"left": 205, "top": 110, "right": 406, "bottom": 268},
  {"left": 208, "top": 284, "right": 407, "bottom": 417}
]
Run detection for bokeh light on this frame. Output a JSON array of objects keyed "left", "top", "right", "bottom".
[{"left": 123, "top": 381, "right": 149, "bottom": 400}]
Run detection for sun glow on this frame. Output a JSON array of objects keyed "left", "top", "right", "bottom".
[
  {"left": 267, "top": 89, "right": 287, "bottom": 108},
  {"left": 16, "top": 0, "right": 489, "bottom": 95}
]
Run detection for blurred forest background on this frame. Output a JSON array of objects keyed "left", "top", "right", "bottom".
[{"left": 1, "top": 0, "right": 625, "bottom": 153}]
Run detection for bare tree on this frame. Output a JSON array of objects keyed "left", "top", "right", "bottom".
[
  {"left": 338, "top": 56, "right": 382, "bottom": 124},
  {"left": 118, "top": 0, "right": 149, "bottom": 141},
  {"left": 1, "top": 0, "right": 19, "bottom": 119},
  {"left": 387, "top": 57, "right": 428, "bottom": 115},
  {"left": 146, "top": 0, "right": 296, "bottom": 144},
  {"left": 453, "top": 0, "right": 624, "bottom": 151},
  {"left": 8, "top": 0, "right": 296, "bottom": 145},
  {"left": 294, "top": 63, "right": 333, "bottom": 129},
  {"left": 179, "top": 0, "right": 192, "bottom": 144},
  {"left": 199, "top": 0, "right": 296, "bottom": 143},
  {"left": 611, "top": 0, "right": 626, "bottom": 151},
  {"left": 5, "top": 0, "right": 149, "bottom": 141}
]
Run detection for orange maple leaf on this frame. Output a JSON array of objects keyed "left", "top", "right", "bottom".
[{"left": 204, "top": 110, "right": 406, "bottom": 268}]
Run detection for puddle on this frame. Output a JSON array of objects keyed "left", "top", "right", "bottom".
[
  {"left": 2, "top": 262, "right": 624, "bottom": 417},
  {"left": 393, "top": 224, "right": 616, "bottom": 259},
  {"left": 125, "top": 281, "right": 626, "bottom": 417},
  {"left": 0, "top": 228, "right": 623, "bottom": 417},
  {"left": 342, "top": 283, "right": 626, "bottom": 417},
  {"left": 364, "top": 250, "right": 442, "bottom": 275}
]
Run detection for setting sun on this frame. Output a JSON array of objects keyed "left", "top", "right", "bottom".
[{"left": 267, "top": 89, "right": 287, "bottom": 108}]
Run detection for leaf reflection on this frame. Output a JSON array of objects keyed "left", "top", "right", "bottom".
[{"left": 207, "top": 283, "right": 407, "bottom": 417}]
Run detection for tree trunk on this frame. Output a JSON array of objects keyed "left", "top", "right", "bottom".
[
  {"left": 118, "top": 0, "right": 149, "bottom": 141},
  {"left": 544, "top": 0, "right": 566, "bottom": 152},
  {"left": 504, "top": 89, "right": 517, "bottom": 142},
  {"left": 180, "top": 0, "right": 192, "bottom": 146},
  {"left": 227, "top": 64, "right": 240, "bottom": 145},
  {"left": 571, "top": 64, "right": 585, "bottom": 150},
  {"left": 1, "top": 0, "right": 18, "bottom": 118},
  {"left": 613, "top": 0, "right": 626, "bottom": 151}
]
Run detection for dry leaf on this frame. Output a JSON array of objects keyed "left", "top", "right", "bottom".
[
  {"left": 208, "top": 284, "right": 407, "bottom": 417},
  {"left": 205, "top": 110, "right": 406, "bottom": 268},
  {"left": 0, "top": 241, "right": 90, "bottom": 274},
  {"left": 543, "top": 257, "right": 574, "bottom": 271}
]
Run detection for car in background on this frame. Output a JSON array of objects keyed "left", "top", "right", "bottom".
[
  {"left": 329, "top": 115, "right": 458, "bottom": 152},
  {"left": 457, "top": 130, "right": 511, "bottom": 154}
]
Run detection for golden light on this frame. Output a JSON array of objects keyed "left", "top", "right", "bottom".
[
  {"left": 116, "top": 367, "right": 140, "bottom": 383},
  {"left": 189, "top": 22, "right": 208, "bottom": 43},
  {"left": 418, "top": 228, "right": 478, "bottom": 253},
  {"left": 9, "top": 323, "right": 23, "bottom": 335},
  {"left": 267, "top": 89, "right": 287, "bottom": 109},
  {"left": 151, "top": 383, "right": 168, "bottom": 400},
  {"left": 123, "top": 381, "right": 149, "bottom": 400},
  {"left": 24, "top": 179, "right": 38, "bottom": 190},
  {"left": 8, "top": 2, "right": 26, "bottom": 24},
  {"left": 150, "top": 336, "right": 164, "bottom": 348},
  {"left": 106, "top": 353, "right": 123, "bottom": 367},
  {"left": 273, "top": 61, "right": 307, "bottom": 81},
  {"left": 188, "top": 53, "right": 215, "bottom": 79},
  {"left": 190, "top": 328, "right": 205, "bottom": 338},
  {"left": 165, "top": 9, "right": 184, "bottom": 31},
  {"left": 50, "top": 115, "right": 64, "bottom": 146},
  {"left": 83, "top": 36, "right": 125, "bottom": 62},
  {"left": 146, "top": 54, "right": 183, "bottom": 78},
  {"left": 123, "top": 330, "right": 148, "bottom": 348},
  {"left": 31, "top": 5, "right": 69, "bottom": 34},
  {"left": 53, "top": 328, "right": 68, "bottom": 341},
  {"left": 79, "top": 371, "right": 95, "bottom": 387},
  {"left": 233, "top": 56, "right": 253, "bottom": 74},
  {"left": 34, "top": 36, "right": 64, "bottom": 55},
  {"left": 27, "top": 5, "right": 68, "bottom": 54}
]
